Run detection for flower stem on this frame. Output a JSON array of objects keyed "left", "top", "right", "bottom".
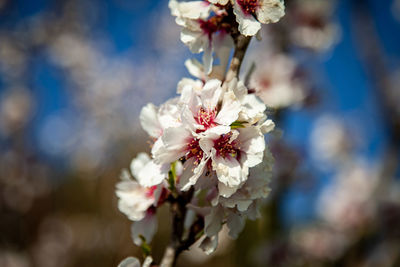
[
  {"left": 224, "top": 34, "right": 252, "bottom": 83},
  {"left": 160, "top": 189, "right": 195, "bottom": 267}
]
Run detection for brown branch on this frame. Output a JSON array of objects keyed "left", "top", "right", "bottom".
[
  {"left": 224, "top": 34, "right": 252, "bottom": 84},
  {"left": 160, "top": 189, "right": 195, "bottom": 267}
]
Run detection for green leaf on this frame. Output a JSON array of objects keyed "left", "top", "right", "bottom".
[
  {"left": 139, "top": 235, "right": 151, "bottom": 257},
  {"left": 168, "top": 162, "right": 178, "bottom": 198},
  {"left": 230, "top": 121, "right": 245, "bottom": 129}
]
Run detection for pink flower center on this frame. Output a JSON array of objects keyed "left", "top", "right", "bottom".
[
  {"left": 199, "top": 15, "right": 229, "bottom": 40},
  {"left": 214, "top": 132, "right": 240, "bottom": 159},
  {"left": 186, "top": 138, "right": 204, "bottom": 164},
  {"left": 297, "top": 13, "right": 325, "bottom": 29},
  {"left": 199, "top": 18, "right": 219, "bottom": 39},
  {"left": 196, "top": 107, "right": 217, "bottom": 130},
  {"left": 238, "top": 0, "right": 260, "bottom": 16},
  {"left": 259, "top": 77, "right": 271, "bottom": 89},
  {"left": 146, "top": 185, "right": 158, "bottom": 198}
]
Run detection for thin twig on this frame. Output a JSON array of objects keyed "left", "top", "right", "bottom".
[{"left": 224, "top": 34, "right": 252, "bottom": 84}]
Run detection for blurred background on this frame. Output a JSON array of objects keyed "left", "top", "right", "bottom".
[{"left": 0, "top": 0, "right": 399, "bottom": 266}]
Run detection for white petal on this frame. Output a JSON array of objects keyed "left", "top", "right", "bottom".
[
  {"left": 184, "top": 59, "right": 205, "bottom": 80},
  {"left": 181, "top": 105, "right": 202, "bottom": 132},
  {"left": 213, "top": 155, "right": 246, "bottom": 187},
  {"left": 168, "top": 0, "right": 179, "bottom": 17},
  {"left": 237, "top": 200, "right": 253, "bottom": 211},
  {"left": 158, "top": 98, "right": 181, "bottom": 129},
  {"left": 256, "top": 0, "right": 285, "bottom": 24},
  {"left": 218, "top": 181, "right": 240, "bottom": 198},
  {"left": 136, "top": 160, "right": 167, "bottom": 187},
  {"left": 232, "top": 78, "right": 246, "bottom": 100},
  {"left": 215, "top": 90, "right": 241, "bottom": 126},
  {"left": 260, "top": 119, "right": 275, "bottom": 134},
  {"left": 140, "top": 103, "right": 161, "bottom": 138},
  {"left": 238, "top": 127, "right": 265, "bottom": 167},
  {"left": 153, "top": 127, "right": 191, "bottom": 164},
  {"left": 116, "top": 181, "right": 153, "bottom": 221},
  {"left": 131, "top": 213, "right": 157, "bottom": 246},
  {"left": 178, "top": 156, "right": 207, "bottom": 191},
  {"left": 207, "top": 0, "right": 229, "bottom": 4},
  {"left": 118, "top": 257, "right": 141, "bottom": 267},
  {"left": 202, "top": 43, "right": 213, "bottom": 75},
  {"left": 226, "top": 212, "right": 245, "bottom": 239},
  {"left": 201, "top": 79, "right": 222, "bottom": 110},
  {"left": 142, "top": 256, "right": 153, "bottom": 267},
  {"left": 130, "top": 153, "right": 151, "bottom": 179},
  {"left": 181, "top": 29, "right": 204, "bottom": 53},
  {"left": 199, "top": 234, "right": 219, "bottom": 255},
  {"left": 199, "top": 125, "right": 231, "bottom": 144},
  {"left": 233, "top": 2, "right": 261, "bottom": 36},
  {"left": 174, "top": 1, "right": 211, "bottom": 20},
  {"left": 204, "top": 205, "right": 224, "bottom": 236}
]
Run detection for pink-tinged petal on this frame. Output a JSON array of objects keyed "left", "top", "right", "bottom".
[
  {"left": 215, "top": 91, "right": 241, "bottom": 126},
  {"left": 140, "top": 103, "right": 161, "bottom": 138},
  {"left": 131, "top": 212, "right": 157, "bottom": 246},
  {"left": 116, "top": 180, "right": 154, "bottom": 221},
  {"left": 153, "top": 127, "right": 191, "bottom": 164},
  {"left": 233, "top": 1, "right": 261, "bottom": 36}
]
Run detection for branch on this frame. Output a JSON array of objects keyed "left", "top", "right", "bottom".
[
  {"left": 160, "top": 189, "right": 195, "bottom": 267},
  {"left": 224, "top": 34, "right": 252, "bottom": 84}
]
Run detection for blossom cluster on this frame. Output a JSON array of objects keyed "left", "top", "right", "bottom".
[
  {"left": 169, "top": 0, "right": 285, "bottom": 74},
  {"left": 116, "top": 0, "right": 285, "bottom": 264},
  {"left": 116, "top": 68, "right": 275, "bottom": 253}
]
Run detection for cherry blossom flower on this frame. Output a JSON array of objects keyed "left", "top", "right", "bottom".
[
  {"left": 232, "top": 0, "right": 285, "bottom": 36},
  {"left": 249, "top": 54, "right": 306, "bottom": 108},
  {"left": 169, "top": 0, "right": 233, "bottom": 74},
  {"left": 200, "top": 126, "right": 267, "bottom": 197},
  {"left": 289, "top": 0, "right": 340, "bottom": 51},
  {"left": 116, "top": 154, "right": 169, "bottom": 245},
  {"left": 317, "top": 160, "right": 379, "bottom": 232}
]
